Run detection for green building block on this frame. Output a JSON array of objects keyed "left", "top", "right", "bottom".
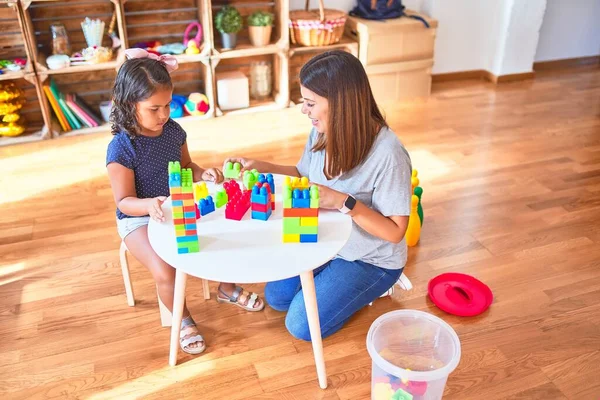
[
  {"left": 283, "top": 218, "right": 318, "bottom": 235},
  {"left": 215, "top": 188, "right": 228, "bottom": 208},
  {"left": 243, "top": 169, "right": 259, "bottom": 190},
  {"left": 224, "top": 161, "right": 242, "bottom": 179},
  {"left": 168, "top": 161, "right": 181, "bottom": 174},
  {"left": 181, "top": 168, "right": 194, "bottom": 189},
  {"left": 391, "top": 389, "right": 413, "bottom": 400}
]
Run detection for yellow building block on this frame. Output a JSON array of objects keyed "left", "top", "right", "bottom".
[
  {"left": 283, "top": 234, "right": 300, "bottom": 243},
  {"left": 175, "top": 229, "right": 188, "bottom": 237},
  {"left": 170, "top": 187, "right": 182, "bottom": 194},
  {"left": 300, "top": 217, "right": 318, "bottom": 226},
  {"left": 183, "top": 198, "right": 195, "bottom": 206},
  {"left": 194, "top": 182, "right": 209, "bottom": 201}
]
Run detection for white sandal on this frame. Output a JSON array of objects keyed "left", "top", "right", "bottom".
[
  {"left": 180, "top": 317, "right": 206, "bottom": 355},
  {"left": 217, "top": 285, "right": 265, "bottom": 312}
]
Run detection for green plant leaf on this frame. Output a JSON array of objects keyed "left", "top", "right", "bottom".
[
  {"left": 248, "top": 11, "right": 275, "bottom": 27},
  {"left": 215, "top": 6, "right": 243, "bottom": 33}
]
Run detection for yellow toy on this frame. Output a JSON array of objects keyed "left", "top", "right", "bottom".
[
  {"left": 194, "top": 181, "right": 209, "bottom": 201},
  {"left": 0, "top": 83, "right": 26, "bottom": 137},
  {"left": 411, "top": 169, "right": 419, "bottom": 193},
  {"left": 284, "top": 176, "right": 310, "bottom": 190},
  {"left": 405, "top": 195, "right": 421, "bottom": 246},
  {"left": 185, "top": 41, "right": 200, "bottom": 55}
]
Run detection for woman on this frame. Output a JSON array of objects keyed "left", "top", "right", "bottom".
[{"left": 225, "top": 50, "right": 412, "bottom": 341}]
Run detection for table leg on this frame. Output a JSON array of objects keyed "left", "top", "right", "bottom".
[
  {"left": 169, "top": 269, "right": 187, "bottom": 366},
  {"left": 300, "top": 270, "right": 327, "bottom": 389}
]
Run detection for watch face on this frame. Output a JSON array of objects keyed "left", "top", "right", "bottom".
[{"left": 345, "top": 195, "right": 357, "bottom": 210}]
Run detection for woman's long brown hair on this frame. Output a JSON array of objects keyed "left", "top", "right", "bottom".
[{"left": 300, "top": 50, "right": 387, "bottom": 178}]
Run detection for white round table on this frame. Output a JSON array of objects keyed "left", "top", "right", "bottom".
[{"left": 148, "top": 174, "right": 352, "bottom": 389}]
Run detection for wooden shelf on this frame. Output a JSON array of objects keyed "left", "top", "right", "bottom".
[
  {"left": 2, "top": 0, "right": 366, "bottom": 147},
  {"left": 57, "top": 123, "right": 110, "bottom": 138},
  {"left": 173, "top": 53, "right": 210, "bottom": 65},
  {"left": 36, "top": 54, "right": 120, "bottom": 76},
  {"left": 0, "top": 129, "right": 49, "bottom": 147},
  {"left": 289, "top": 36, "right": 359, "bottom": 56},
  {"left": 0, "top": 70, "right": 26, "bottom": 81},
  {"left": 212, "top": 43, "right": 280, "bottom": 59},
  {"left": 217, "top": 96, "right": 282, "bottom": 116}
]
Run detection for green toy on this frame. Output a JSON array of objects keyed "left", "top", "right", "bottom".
[
  {"left": 243, "top": 169, "right": 259, "bottom": 190},
  {"left": 215, "top": 188, "right": 228, "bottom": 208},
  {"left": 224, "top": 161, "right": 241, "bottom": 179},
  {"left": 414, "top": 186, "right": 423, "bottom": 226}
]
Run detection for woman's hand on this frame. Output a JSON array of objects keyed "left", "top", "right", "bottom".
[
  {"left": 147, "top": 196, "right": 167, "bottom": 222},
  {"left": 202, "top": 168, "right": 224, "bottom": 183},
  {"left": 223, "top": 157, "right": 264, "bottom": 173},
  {"left": 311, "top": 183, "right": 347, "bottom": 210}
]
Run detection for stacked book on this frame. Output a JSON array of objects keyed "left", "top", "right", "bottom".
[{"left": 42, "top": 78, "right": 104, "bottom": 132}]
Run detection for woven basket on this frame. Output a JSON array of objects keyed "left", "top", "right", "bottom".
[{"left": 289, "top": 0, "right": 347, "bottom": 47}]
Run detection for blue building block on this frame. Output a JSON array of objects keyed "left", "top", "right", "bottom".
[
  {"left": 251, "top": 185, "right": 270, "bottom": 205},
  {"left": 178, "top": 248, "right": 189, "bottom": 254},
  {"left": 300, "top": 234, "right": 318, "bottom": 243},
  {"left": 184, "top": 211, "right": 196, "bottom": 218},
  {"left": 185, "top": 223, "right": 196, "bottom": 230},
  {"left": 252, "top": 210, "right": 272, "bottom": 221},
  {"left": 176, "top": 236, "right": 198, "bottom": 243},
  {"left": 292, "top": 188, "right": 311, "bottom": 208},
  {"left": 172, "top": 200, "right": 184, "bottom": 207},
  {"left": 199, "top": 196, "right": 215, "bottom": 216}
]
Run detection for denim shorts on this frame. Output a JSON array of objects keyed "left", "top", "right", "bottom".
[{"left": 116, "top": 216, "right": 150, "bottom": 239}]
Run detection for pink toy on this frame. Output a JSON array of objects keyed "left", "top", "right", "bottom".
[
  {"left": 183, "top": 22, "right": 203, "bottom": 47},
  {"left": 224, "top": 180, "right": 250, "bottom": 221}
]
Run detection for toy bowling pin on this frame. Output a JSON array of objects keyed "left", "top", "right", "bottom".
[
  {"left": 414, "top": 186, "right": 423, "bottom": 226},
  {"left": 405, "top": 195, "right": 421, "bottom": 246},
  {"left": 411, "top": 169, "right": 419, "bottom": 193}
]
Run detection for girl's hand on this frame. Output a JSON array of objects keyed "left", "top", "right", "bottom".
[
  {"left": 202, "top": 168, "right": 224, "bottom": 183},
  {"left": 311, "top": 184, "right": 347, "bottom": 210},
  {"left": 223, "top": 157, "right": 263, "bottom": 173},
  {"left": 147, "top": 196, "right": 167, "bottom": 222}
]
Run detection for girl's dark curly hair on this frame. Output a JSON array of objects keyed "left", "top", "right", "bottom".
[{"left": 110, "top": 57, "right": 172, "bottom": 137}]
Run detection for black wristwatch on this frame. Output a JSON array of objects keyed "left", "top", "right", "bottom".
[{"left": 339, "top": 194, "right": 357, "bottom": 214}]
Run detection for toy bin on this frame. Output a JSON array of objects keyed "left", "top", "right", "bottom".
[{"left": 367, "top": 310, "right": 461, "bottom": 400}]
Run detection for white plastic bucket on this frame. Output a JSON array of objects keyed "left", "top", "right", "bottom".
[{"left": 367, "top": 310, "right": 461, "bottom": 400}]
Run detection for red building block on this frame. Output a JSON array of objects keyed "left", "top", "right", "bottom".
[
  {"left": 225, "top": 189, "right": 251, "bottom": 221},
  {"left": 283, "top": 208, "right": 319, "bottom": 218}
]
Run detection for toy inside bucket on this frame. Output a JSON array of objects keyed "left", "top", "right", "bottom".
[{"left": 367, "top": 310, "right": 461, "bottom": 400}]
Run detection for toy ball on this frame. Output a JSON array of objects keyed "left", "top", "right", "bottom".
[
  {"left": 184, "top": 93, "right": 209, "bottom": 116},
  {"left": 170, "top": 94, "right": 187, "bottom": 118}
]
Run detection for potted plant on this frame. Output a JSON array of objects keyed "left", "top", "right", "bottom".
[
  {"left": 247, "top": 11, "right": 274, "bottom": 47},
  {"left": 215, "top": 6, "right": 242, "bottom": 49}
]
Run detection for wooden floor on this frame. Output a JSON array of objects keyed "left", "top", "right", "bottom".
[{"left": 1, "top": 65, "right": 599, "bottom": 400}]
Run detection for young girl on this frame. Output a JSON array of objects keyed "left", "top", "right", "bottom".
[
  {"left": 224, "top": 50, "right": 411, "bottom": 341},
  {"left": 106, "top": 49, "right": 264, "bottom": 355}
]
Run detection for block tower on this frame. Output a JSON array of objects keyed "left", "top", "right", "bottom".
[
  {"left": 282, "top": 176, "right": 319, "bottom": 243},
  {"left": 168, "top": 161, "right": 199, "bottom": 253}
]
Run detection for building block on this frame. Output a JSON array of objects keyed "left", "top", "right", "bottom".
[
  {"left": 283, "top": 208, "right": 319, "bottom": 217},
  {"left": 215, "top": 188, "right": 228, "bottom": 208},
  {"left": 251, "top": 183, "right": 271, "bottom": 205},
  {"left": 194, "top": 182, "right": 209, "bottom": 201},
  {"left": 300, "top": 234, "right": 318, "bottom": 243},
  {"left": 300, "top": 217, "right": 318, "bottom": 226},
  {"left": 283, "top": 234, "right": 300, "bottom": 243},
  {"left": 243, "top": 169, "right": 259, "bottom": 190},
  {"left": 252, "top": 202, "right": 270, "bottom": 213},
  {"left": 224, "top": 161, "right": 241, "bottom": 179},
  {"left": 251, "top": 182, "right": 272, "bottom": 221},
  {"left": 168, "top": 161, "right": 199, "bottom": 253},
  {"left": 252, "top": 210, "right": 272, "bottom": 221},
  {"left": 199, "top": 196, "right": 215, "bottom": 216},
  {"left": 258, "top": 173, "right": 275, "bottom": 193},
  {"left": 225, "top": 188, "right": 251, "bottom": 221},
  {"left": 282, "top": 176, "right": 319, "bottom": 243},
  {"left": 284, "top": 176, "right": 310, "bottom": 190},
  {"left": 292, "top": 188, "right": 311, "bottom": 208},
  {"left": 224, "top": 179, "right": 242, "bottom": 198}
]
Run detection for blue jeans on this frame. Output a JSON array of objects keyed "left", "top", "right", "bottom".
[{"left": 265, "top": 258, "right": 402, "bottom": 341}]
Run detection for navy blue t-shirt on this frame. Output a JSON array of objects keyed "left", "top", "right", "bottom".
[{"left": 106, "top": 119, "right": 187, "bottom": 219}]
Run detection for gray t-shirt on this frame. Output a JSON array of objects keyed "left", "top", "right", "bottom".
[{"left": 296, "top": 126, "right": 412, "bottom": 270}]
